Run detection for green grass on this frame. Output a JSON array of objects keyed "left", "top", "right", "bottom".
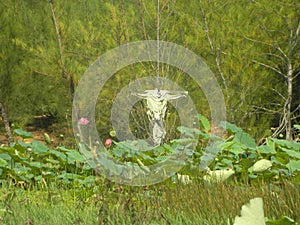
[
  {"left": 1, "top": 122, "right": 299, "bottom": 224},
  {"left": 0, "top": 178, "right": 299, "bottom": 225}
]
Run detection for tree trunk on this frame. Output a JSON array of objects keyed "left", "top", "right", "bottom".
[
  {"left": 285, "top": 62, "right": 293, "bottom": 140},
  {"left": 48, "top": 0, "right": 75, "bottom": 98},
  {"left": 48, "top": 0, "right": 65, "bottom": 77},
  {"left": 0, "top": 102, "right": 13, "bottom": 144}
]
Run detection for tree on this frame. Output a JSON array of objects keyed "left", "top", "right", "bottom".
[
  {"left": 0, "top": 102, "right": 13, "bottom": 144},
  {"left": 244, "top": 1, "right": 300, "bottom": 140}
]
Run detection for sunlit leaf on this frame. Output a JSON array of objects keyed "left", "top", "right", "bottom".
[
  {"left": 203, "top": 169, "right": 235, "bottom": 183},
  {"left": 43, "top": 133, "right": 51, "bottom": 144},
  {"left": 233, "top": 198, "right": 265, "bottom": 225},
  {"left": 293, "top": 125, "right": 300, "bottom": 131},
  {"left": 266, "top": 216, "right": 296, "bottom": 225},
  {"left": 176, "top": 173, "right": 192, "bottom": 185},
  {"left": 0, "top": 158, "right": 8, "bottom": 167},
  {"left": 198, "top": 114, "right": 210, "bottom": 132},
  {"left": 252, "top": 159, "right": 272, "bottom": 172}
]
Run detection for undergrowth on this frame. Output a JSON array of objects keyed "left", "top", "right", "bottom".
[{"left": 0, "top": 115, "right": 299, "bottom": 224}]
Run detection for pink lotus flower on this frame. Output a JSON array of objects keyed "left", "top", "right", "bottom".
[
  {"left": 78, "top": 117, "right": 89, "bottom": 125},
  {"left": 105, "top": 138, "right": 112, "bottom": 148}
]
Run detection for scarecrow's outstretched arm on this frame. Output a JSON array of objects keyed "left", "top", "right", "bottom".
[
  {"left": 165, "top": 91, "right": 188, "bottom": 100},
  {"left": 131, "top": 92, "right": 149, "bottom": 99}
]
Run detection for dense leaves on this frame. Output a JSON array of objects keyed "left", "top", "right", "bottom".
[
  {"left": 0, "top": 133, "right": 95, "bottom": 186},
  {"left": 176, "top": 116, "right": 300, "bottom": 184},
  {"left": 1, "top": 115, "right": 299, "bottom": 186},
  {"left": 0, "top": 0, "right": 299, "bottom": 139}
]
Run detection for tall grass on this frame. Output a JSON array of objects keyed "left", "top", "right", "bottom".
[
  {"left": 0, "top": 178, "right": 299, "bottom": 225},
  {"left": 161, "top": 180, "right": 299, "bottom": 224}
]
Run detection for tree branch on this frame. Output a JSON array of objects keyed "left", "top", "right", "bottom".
[
  {"left": 199, "top": 0, "right": 227, "bottom": 91},
  {"left": 291, "top": 18, "right": 300, "bottom": 52},
  {"left": 292, "top": 104, "right": 300, "bottom": 114},
  {"left": 252, "top": 60, "right": 286, "bottom": 77},
  {"left": 271, "top": 88, "right": 286, "bottom": 100},
  {"left": 48, "top": 0, "right": 66, "bottom": 78},
  {"left": 252, "top": 105, "right": 282, "bottom": 114}
]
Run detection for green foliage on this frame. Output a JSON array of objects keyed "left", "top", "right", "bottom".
[
  {"left": 0, "top": 129, "right": 95, "bottom": 187},
  {"left": 0, "top": 1, "right": 299, "bottom": 223},
  {"left": 175, "top": 115, "right": 300, "bottom": 184},
  {"left": 0, "top": 0, "right": 299, "bottom": 138},
  {"left": 0, "top": 119, "right": 299, "bottom": 224},
  {"left": 110, "top": 139, "right": 193, "bottom": 167},
  {"left": 0, "top": 176, "right": 299, "bottom": 225},
  {"left": 13, "top": 129, "right": 33, "bottom": 139},
  {"left": 95, "top": 114, "right": 300, "bottom": 184},
  {"left": 1, "top": 115, "right": 299, "bottom": 187}
]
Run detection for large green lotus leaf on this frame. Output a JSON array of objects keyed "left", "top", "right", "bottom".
[
  {"left": 162, "top": 143, "right": 174, "bottom": 153},
  {"left": 6, "top": 148, "right": 28, "bottom": 162},
  {"left": 258, "top": 145, "right": 276, "bottom": 155},
  {"left": 45, "top": 158, "right": 60, "bottom": 165},
  {"left": 0, "top": 158, "right": 8, "bottom": 167},
  {"left": 0, "top": 153, "right": 11, "bottom": 161},
  {"left": 219, "top": 141, "right": 236, "bottom": 150},
  {"left": 66, "top": 150, "right": 85, "bottom": 164},
  {"left": 13, "top": 166, "right": 31, "bottom": 174},
  {"left": 229, "top": 144, "right": 245, "bottom": 155},
  {"left": 266, "top": 138, "right": 276, "bottom": 152},
  {"left": 111, "top": 147, "right": 124, "bottom": 157},
  {"left": 56, "top": 146, "right": 74, "bottom": 152},
  {"left": 13, "top": 129, "right": 33, "bottom": 139},
  {"left": 58, "top": 172, "right": 84, "bottom": 180},
  {"left": 270, "top": 138, "right": 300, "bottom": 151},
  {"left": 279, "top": 147, "right": 300, "bottom": 159},
  {"left": 50, "top": 149, "right": 67, "bottom": 162},
  {"left": 23, "top": 161, "right": 48, "bottom": 169},
  {"left": 220, "top": 121, "right": 243, "bottom": 134},
  {"left": 78, "top": 175, "right": 97, "bottom": 186},
  {"left": 31, "top": 140, "right": 49, "bottom": 154},
  {"left": 286, "top": 160, "right": 300, "bottom": 173},
  {"left": 140, "top": 153, "right": 156, "bottom": 163},
  {"left": 177, "top": 126, "right": 202, "bottom": 139},
  {"left": 237, "top": 158, "right": 253, "bottom": 170},
  {"left": 13, "top": 141, "right": 31, "bottom": 153},
  {"left": 234, "top": 131, "right": 257, "bottom": 149}
]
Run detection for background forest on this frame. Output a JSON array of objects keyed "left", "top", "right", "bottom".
[
  {"left": 0, "top": 1, "right": 300, "bottom": 224},
  {"left": 0, "top": 0, "right": 299, "bottom": 142}
]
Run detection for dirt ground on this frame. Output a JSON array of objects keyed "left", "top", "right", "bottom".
[{"left": 0, "top": 126, "right": 74, "bottom": 147}]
